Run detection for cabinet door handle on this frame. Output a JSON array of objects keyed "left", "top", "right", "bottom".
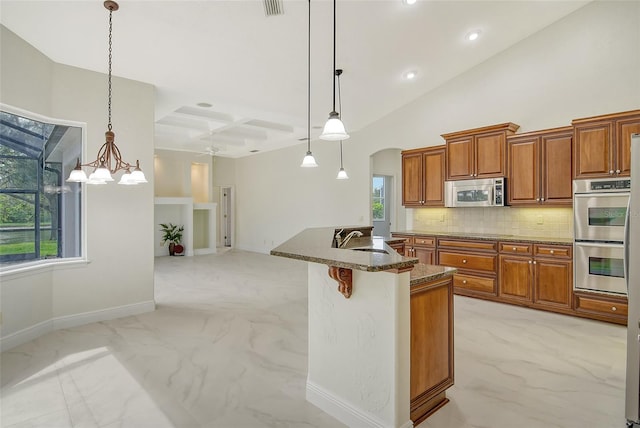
[
  {"left": 612, "top": 306, "right": 617, "bottom": 312},
  {"left": 541, "top": 198, "right": 545, "bottom": 202},
  {"left": 616, "top": 169, "right": 621, "bottom": 174},
  {"left": 536, "top": 198, "right": 540, "bottom": 202},
  {"left": 533, "top": 261, "right": 537, "bottom": 265},
  {"left": 609, "top": 170, "right": 614, "bottom": 175},
  {"left": 528, "top": 260, "right": 532, "bottom": 264}
]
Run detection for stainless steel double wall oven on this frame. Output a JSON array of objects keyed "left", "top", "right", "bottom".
[{"left": 573, "top": 177, "right": 630, "bottom": 295}]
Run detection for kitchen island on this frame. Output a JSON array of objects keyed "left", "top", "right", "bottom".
[{"left": 271, "top": 226, "right": 456, "bottom": 427}]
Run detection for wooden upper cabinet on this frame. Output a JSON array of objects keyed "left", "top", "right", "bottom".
[
  {"left": 402, "top": 151, "right": 424, "bottom": 206},
  {"left": 617, "top": 117, "right": 640, "bottom": 176},
  {"left": 573, "top": 110, "right": 640, "bottom": 179},
  {"left": 445, "top": 137, "right": 473, "bottom": 179},
  {"left": 443, "top": 123, "right": 519, "bottom": 180},
  {"left": 423, "top": 147, "right": 445, "bottom": 206},
  {"left": 508, "top": 136, "right": 539, "bottom": 205},
  {"left": 508, "top": 127, "right": 572, "bottom": 207},
  {"left": 401, "top": 146, "right": 446, "bottom": 207}
]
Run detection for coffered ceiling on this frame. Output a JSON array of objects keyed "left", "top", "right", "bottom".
[{"left": 0, "top": 0, "right": 589, "bottom": 157}]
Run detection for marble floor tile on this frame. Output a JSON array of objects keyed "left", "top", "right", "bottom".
[{"left": 1, "top": 250, "right": 628, "bottom": 428}]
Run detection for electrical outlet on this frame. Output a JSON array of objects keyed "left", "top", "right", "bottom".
[
  {"left": 440, "top": 213, "right": 445, "bottom": 222},
  {"left": 536, "top": 215, "right": 544, "bottom": 225}
]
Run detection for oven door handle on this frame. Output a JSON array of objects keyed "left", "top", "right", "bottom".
[{"left": 625, "top": 197, "right": 631, "bottom": 292}]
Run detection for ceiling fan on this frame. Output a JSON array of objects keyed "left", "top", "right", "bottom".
[{"left": 198, "top": 146, "right": 220, "bottom": 156}]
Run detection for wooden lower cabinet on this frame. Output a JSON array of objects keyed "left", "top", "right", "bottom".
[
  {"left": 574, "top": 292, "right": 628, "bottom": 325},
  {"left": 388, "top": 241, "right": 405, "bottom": 255},
  {"left": 499, "top": 254, "right": 532, "bottom": 303},
  {"left": 410, "top": 275, "right": 454, "bottom": 425},
  {"left": 392, "top": 233, "right": 436, "bottom": 264},
  {"left": 437, "top": 238, "right": 498, "bottom": 298},
  {"left": 498, "top": 242, "right": 573, "bottom": 314}
]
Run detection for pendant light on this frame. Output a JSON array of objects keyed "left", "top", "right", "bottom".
[
  {"left": 66, "top": 1, "right": 147, "bottom": 185},
  {"left": 337, "top": 140, "right": 348, "bottom": 179},
  {"left": 319, "top": 0, "right": 349, "bottom": 141},
  {"left": 301, "top": 0, "right": 318, "bottom": 167},
  {"left": 335, "top": 69, "right": 348, "bottom": 179}
]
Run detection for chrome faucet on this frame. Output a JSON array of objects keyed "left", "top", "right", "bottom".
[{"left": 339, "top": 230, "right": 363, "bottom": 248}]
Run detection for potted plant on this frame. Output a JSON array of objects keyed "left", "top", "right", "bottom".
[{"left": 159, "top": 223, "right": 184, "bottom": 256}]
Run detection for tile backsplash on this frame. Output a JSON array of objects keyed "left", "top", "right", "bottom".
[{"left": 410, "top": 207, "right": 573, "bottom": 239}]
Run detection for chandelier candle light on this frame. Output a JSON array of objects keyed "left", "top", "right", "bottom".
[
  {"left": 66, "top": 1, "right": 147, "bottom": 185},
  {"left": 319, "top": 0, "right": 349, "bottom": 141},
  {"left": 301, "top": 0, "right": 318, "bottom": 167}
]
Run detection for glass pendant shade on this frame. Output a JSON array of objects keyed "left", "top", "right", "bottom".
[
  {"left": 66, "top": 168, "right": 88, "bottom": 183},
  {"left": 320, "top": 111, "right": 349, "bottom": 141},
  {"left": 301, "top": 151, "right": 318, "bottom": 168},
  {"left": 87, "top": 172, "right": 107, "bottom": 185},
  {"left": 336, "top": 167, "right": 349, "bottom": 180},
  {"left": 93, "top": 165, "right": 114, "bottom": 181},
  {"left": 129, "top": 168, "right": 148, "bottom": 183},
  {"left": 118, "top": 171, "right": 136, "bottom": 185}
]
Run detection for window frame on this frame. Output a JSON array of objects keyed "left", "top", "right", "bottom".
[{"left": 0, "top": 103, "right": 88, "bottom": 274}]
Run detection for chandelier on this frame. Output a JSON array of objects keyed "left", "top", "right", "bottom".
[{"left": 67, "top": 1, "right": 147, "bottom": 185}]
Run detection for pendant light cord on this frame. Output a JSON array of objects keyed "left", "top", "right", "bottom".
[
  {"left": 107, "top": 5, "right": 113, "bottom": 131},
  {"left": 337, "top": 70, "right": 344, "bottom": 168},
  {"left": 307, "top": 0, "right": 311, "bottom": 152},
  {"left": 331, "top": 0, "right": 337, "bottom": 113}
]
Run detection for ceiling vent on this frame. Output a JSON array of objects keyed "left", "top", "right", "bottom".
[{"left": 263, "top": 0, "right": 284, "bottom": 16}]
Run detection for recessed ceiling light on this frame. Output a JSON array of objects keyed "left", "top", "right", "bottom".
[
  {"left": 466, "top": 30, "right": 481, "bottom": 41},
  {"left": 250, "top": 150, "right": 260, "bottom": 153},
  {"left": 196, "top": 102, "right": 212, "bottom": 108},
  {"left": 403, "top": 0, "right": 417, "bottom": 5},
  {"left": 403, "top": 70, "right": 418, "bottom": 80}
]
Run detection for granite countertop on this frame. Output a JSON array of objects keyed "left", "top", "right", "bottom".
[
  {"left": 394, "top": 230, "right": 573, "bottom": 245},
  {"left": 270, "top": 227, "right": 418, "bottom": 272},
  {"left": 410, "top": 264, "right": 457, "bottom": 286}
]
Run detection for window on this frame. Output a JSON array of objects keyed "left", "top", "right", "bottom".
[
  {"left": 372, "top": 176, "right": 385, "bottom": 220},
  {"left": 0, "top": 107, "right": 83, "bottom": 268}
]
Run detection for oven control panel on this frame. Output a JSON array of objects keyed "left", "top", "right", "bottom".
[
  {"left": 574, "top": 178, "right": 631, "bottom": 194},
  {"left": 590, "top": 179, "right": 631, "bottom": 191}
]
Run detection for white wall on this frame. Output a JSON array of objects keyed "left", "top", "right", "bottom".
[
  {"left": 226, "top": 0, "right": 640, "bottom": 252},
  {"left": 0, "top": 25, "right": 155, "bottom": 348}
]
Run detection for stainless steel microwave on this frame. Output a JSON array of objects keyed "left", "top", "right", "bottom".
[{"left": 444, "top": 178, "right": 506, "bottom": 208}]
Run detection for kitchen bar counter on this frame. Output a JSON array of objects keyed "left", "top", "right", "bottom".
[
  {"left": 271, "top": 227, "right": 456, "bottom": 427},
  {"left": 271, "top": 227, "right": 418, "bottom": 272},
  {"left": 395, "top": 230, "right": 573, "bottom": 245}
]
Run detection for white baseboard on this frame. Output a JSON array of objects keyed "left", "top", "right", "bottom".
[
  {"left": 306, "top": 380, "right": 413, "bottom": 428},
  {"left": 0, "top": 300, "right": 155, "bottom": 352}
]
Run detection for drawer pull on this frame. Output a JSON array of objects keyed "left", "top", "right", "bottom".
[
  {"left": 512, "top": 247, "right": 516, "bottom": 251},
  {"left": 612, "top": 306, "right": 617, "bottom": 312},
  {"left": 462, "top": 259, "right": 467, "bottom": 264},
  {"left": 462, "top": 280, "right": 467, "bottom": 284},
  {"left": 550, "top": 250, "right": 554, "bottom": 254}
]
